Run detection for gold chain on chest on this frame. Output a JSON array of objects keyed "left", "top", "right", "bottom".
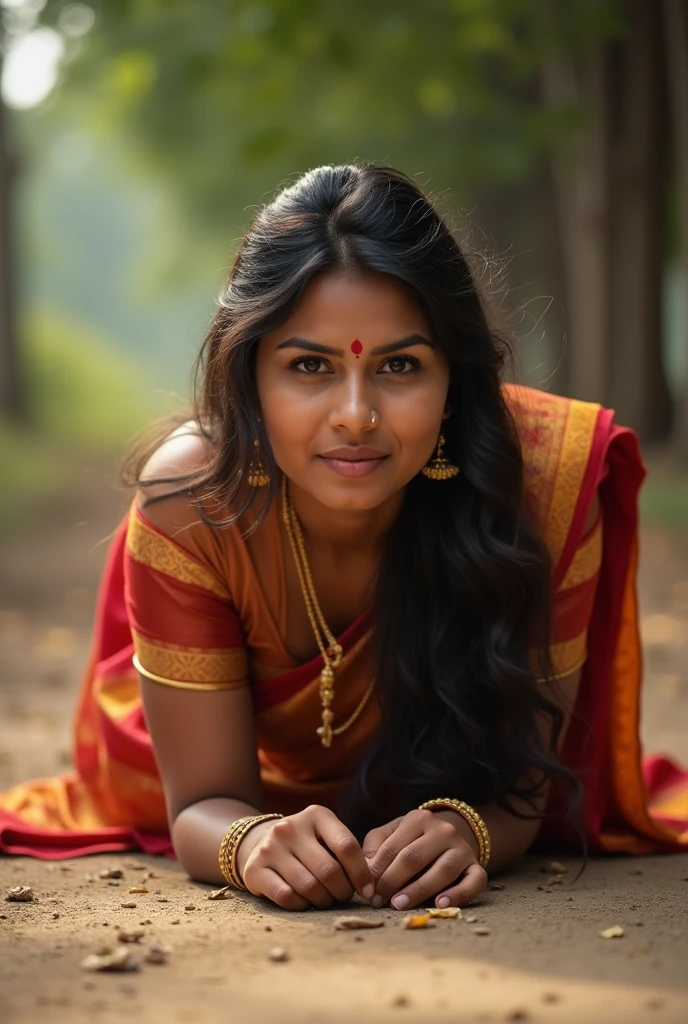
[{"left": 281, "top": 475, "right": 375, "bottom": 748}]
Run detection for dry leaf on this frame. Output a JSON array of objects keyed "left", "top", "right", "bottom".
[
  {"left": 117, "top": 929, "right": 145, "bottom": 944},
  {"left": 600, "top": 925, "right": 624, "bottom": 939},
  {"left": 207, "top": 887, "right": 234, "bottom": 901},
  {"left": 81, "top": 947, "right": 139, "bottom": 973},
  {"left": 334, "top": 916, "right": 385, "bottom": 930},
  {"left": 5, "top": 886, "right": 35, "bottom": 902},
  {"left": 120, "top": 902, "right": 137, "bottom": 909},
  {"left": 428, "top": 907, "right": 462, "bottom": 919},
  {"left": 99, "top": 868, "right": 123, "bottom": 880},
  {"left": 269, "top": 947, "right": 289, "bottom": 962},
  {"left": 473, "top": 926, "right": 491, "bottom": 936},
  {"left": 402, "top": 913, "right": 434, "bottom": 929},
  {"left": 145, "top": 944, "right": 170, "bottom": 965},
  {"left": 128, "top": 887, "right": 149, "bottom": 894}
]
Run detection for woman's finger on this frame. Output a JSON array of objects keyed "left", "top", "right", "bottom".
[
  {"left": 361, "top": 818, "right": 403, "bottom": 862},
  {"left": 386, "top": 847, "right": 476, "bottom": 910},
  {"left": 295, "top": 840, "right": 355, "bottom": 903},
  {"left": 433, "top": 862, "right": 488, "bottom": 909},
  {"left": 274, "top": 850, "right": 338, "bottom": 909},
  {"left": 371, "top": 813, "right": 456, "bottom": 902},
  {"left": 366, "top": 810, "right": 432, "bottom": 885},
  {"left": 248, "top": 866, "right": 311, "bottom": 911},
  {"left": 313, "top": 810, "right": 375, "bottom": 900}
]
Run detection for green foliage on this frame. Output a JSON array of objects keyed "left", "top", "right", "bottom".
[
  {"left": 38, "top": 0, "right": 628, "bottom": 225},
  {"left": 0, "top": 310, "right": 159, "bottom": 534},
  {"left": 25, "top": 307, "right": 157, "bottom": 449}
]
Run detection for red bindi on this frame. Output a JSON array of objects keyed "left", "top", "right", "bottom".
[{"left": 351, "top": 339, "right": 363, "bottom": 357}]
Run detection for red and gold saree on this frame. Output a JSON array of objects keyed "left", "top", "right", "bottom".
[{"left": 1, "top": 385, "right": 687, "bottom": 859}]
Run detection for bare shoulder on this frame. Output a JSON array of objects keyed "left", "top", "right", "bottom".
[{"left": 136, "top": 421, "right": 216, "bottom": 536}]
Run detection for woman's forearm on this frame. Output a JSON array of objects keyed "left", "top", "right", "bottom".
[{"left": 172, "top": 796, "right": 266, "bottom": 884}]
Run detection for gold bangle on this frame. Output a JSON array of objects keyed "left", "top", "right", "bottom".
[
  {"left": 418, "top": 798, "right": 491, "bottom": 871},
  {"left": 218, "top": 814, "right": 283, "bottom": 889}
]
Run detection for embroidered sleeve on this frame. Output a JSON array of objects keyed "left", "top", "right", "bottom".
[
  {"left": 530, "top": 510, "right": 603, "bottom": 681},
  {"left": 123, "top": 502, "right": 248, "bottom": 691}
]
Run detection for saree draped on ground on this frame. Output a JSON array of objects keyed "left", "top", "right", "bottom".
[{"left": 1, "top": 385, "right": 687, "bottom": 859}]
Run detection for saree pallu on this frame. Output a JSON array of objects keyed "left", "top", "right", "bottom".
[{"left": 1, "top": 385, "right": 687, "bottom": 859}]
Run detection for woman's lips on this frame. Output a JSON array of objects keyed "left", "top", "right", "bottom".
[{"left": 319, "top": 455, "right": 389, "bottom": 477}]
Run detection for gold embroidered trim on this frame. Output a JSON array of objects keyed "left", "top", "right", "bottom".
[
  {"left": 546, "top": 399, "right": 600, "bottom": 571},
  {"left": 126, "top": 509, "right": 229, "bottom": 599},
  {"left": 530, "top": 632, "right": 588, "bottom": 682},
  {"left": 132, "top": 631, "right": 247, "bottom": 686},
  {"left": 560, "top": 516, "right": 603, "bottom": 590},
  {"left": 133, "top": 653, "right": 248, "bottom": 691}
]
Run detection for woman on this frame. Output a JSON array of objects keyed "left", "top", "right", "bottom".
[{"left": 1, "top": 163, "right": 687, "bottom": 913}]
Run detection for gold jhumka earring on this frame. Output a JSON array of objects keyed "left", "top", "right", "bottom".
[
  {"left": 421, "top": 430, "right": 460, "bottom": 480},
  {"left": 247, "top": 438, "right": 270, "bottom": 487}
]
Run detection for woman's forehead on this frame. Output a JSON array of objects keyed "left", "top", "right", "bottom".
[{"left": 274, "top": 269, "right": 431, "bottom": 341}]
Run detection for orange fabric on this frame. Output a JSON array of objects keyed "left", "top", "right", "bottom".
[{"left": 1, "top": 384, "right": 686, "bottom": 859}]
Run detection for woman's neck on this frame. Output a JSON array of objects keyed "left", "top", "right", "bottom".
[{"left": 285, "top": 475, "right": 404, "bottom": 559}]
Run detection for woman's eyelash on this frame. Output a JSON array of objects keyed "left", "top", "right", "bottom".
[{"left": 286, "top": 354, "right": 423, "bottom": 372}]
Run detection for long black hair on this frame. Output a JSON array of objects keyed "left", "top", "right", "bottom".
[{"left": 124, "top": 162, "right": 584, "bottom": 847}]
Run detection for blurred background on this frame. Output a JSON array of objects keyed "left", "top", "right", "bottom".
[
  {"left": 0, "top": 0, "right": 687, "bottom": 836},
  {"left": 0, "top": 0, "right": 687, "bottom": 531}
]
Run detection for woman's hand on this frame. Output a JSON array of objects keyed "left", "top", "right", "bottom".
[
  {"left": 236, "top": 804, "right": 375, "bottom": 911},
  {"left": 362, "top": 808, "right": 488, "bottom": 910}
]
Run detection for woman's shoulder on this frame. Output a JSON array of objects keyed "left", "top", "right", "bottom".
[{"left": 135, "top": 420, "right": 216, "bottom": 537}]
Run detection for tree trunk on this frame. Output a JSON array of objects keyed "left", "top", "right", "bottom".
[
  {"left": 662, "top": 0, "right": 688, "bottom": 462},
  {"left": 0, "top": 69, "right": 23, "bottom": 422},
  {"left": 542, "top": 45, "right": 614, "bottom": 406},
  {"left": 608, "top": 0, "right": 672, "bottom": 440},
  {"left": 541, "top": 0, "right": 673, "bottom": 440}
]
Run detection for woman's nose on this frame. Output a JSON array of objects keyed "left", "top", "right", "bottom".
[{"left": 328, "top": 378, "right": 376, "bottom": 433}]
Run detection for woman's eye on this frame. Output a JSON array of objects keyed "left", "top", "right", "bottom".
[
  {"left": 291, "top": 357, "right": 329, "bottom": 374},
  {"left": 380, "top": 355, "right": 421, "bottom": 374}
]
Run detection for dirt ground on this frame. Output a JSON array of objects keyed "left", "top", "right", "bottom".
[{"left": 1, "top": 468, "right": 688, "bottom": 1024}]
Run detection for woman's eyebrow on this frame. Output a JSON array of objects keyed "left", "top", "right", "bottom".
[{"left": 275, "top": 333, "right": 434, "bottom": 356}]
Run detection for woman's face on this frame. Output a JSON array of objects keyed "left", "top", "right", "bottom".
[{"left": 255, "top": 269, "right": 451, "bottom": 511}]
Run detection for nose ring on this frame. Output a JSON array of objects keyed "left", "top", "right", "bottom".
[{"left": 369, "top": 410, "right": 379, "bottom": 427}]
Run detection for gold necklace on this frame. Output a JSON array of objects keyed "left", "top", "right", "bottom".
[{"left": 281, "top": 475, "right": 375, "bottom": 748}]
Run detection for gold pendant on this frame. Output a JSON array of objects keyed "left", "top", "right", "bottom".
[{"left": 316, "top": 709, "right": 334, "bottom": 747}]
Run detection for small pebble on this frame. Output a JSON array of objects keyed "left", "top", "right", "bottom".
[
  {"left": 489, "top": 882, "right": 505, "bottom": 891},
  {"left": 269, "top": 947, "right": 289, "bottom": 962},
  {"left": 5, "top": 886, "right": 35, "bottom": 902},
  {"left": 264, "top": 925, "right": 272, "bottom": 932},
  {"left": 128, "top": 887, "right": 149, "bottom": 894},
  {"left": 465, "top": 915, "right": 478, "bottom": 924},
  {"left": 144, "top": 944, "right": 169, "bottom": 965},
  {"left": 184, "top": 904, "right": 196, "bottom": 911},
  {"left": 392, "top": 994, "right": 410, "bottom": 1007},
  {"left": 99, "top": 869, "right": 124, "bottom": 880},
  {"left": 52, "top": 913, "right": 60, "bottom": 920},
  {"left": 542, "top": 992, "right": 560, "bottom": 1004},
  {"left": 120, "top": 902, "right": 137, "bottom": 910},
  {"left": 473, "top": 927, "right": 491, "bottom": 936}
]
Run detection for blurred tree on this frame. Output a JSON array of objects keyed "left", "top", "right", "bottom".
[
  {"left": 0, "top": 44, "right": 24, "bottom": 422},
  {"left": 662, "top": 0, "right": 688, "bottom": 461},
  {"left": 35, "top": 0, "right": 686, "bottom": 446}
]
